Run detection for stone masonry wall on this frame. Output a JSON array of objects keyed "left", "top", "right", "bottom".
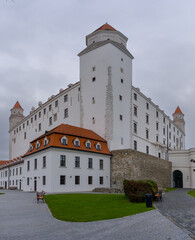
[{"left": 111, "top": 149, "right": 172, "bottom": 189}]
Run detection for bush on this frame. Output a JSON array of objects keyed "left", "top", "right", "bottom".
[{"left": 123, "top": 179, "right": 158, "bottom": 202}]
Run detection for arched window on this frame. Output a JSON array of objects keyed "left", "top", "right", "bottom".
[
  {"left": 96, "top": 142, "right": 101, "bottom": 151},
  {"left": 61, "top": 136, "right": 68, "bottom": 145},
  {"left": 74, "top": 138, "right": 80, "bottom": 147},
  {"left": 36, "top": 141, "right": 40, "bottom": 149},
  {"left": 85, "top": 140, "right": 91, "bottom": 149},
  {"left": 44, "top": 137, "right": 49, "bottom": 146}
]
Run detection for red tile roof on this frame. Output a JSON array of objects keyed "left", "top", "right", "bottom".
[
  {"left": 0, "top": 161, "right": 9, "bottom": 166},
  {"left": 94, "top": 23, "right": 116, "bottom": 32},
  {"left": 24, "top": 124, "right": 111, "bottom": 157},
  {"left": 13, "top": 101, "right": 23, "bottom": 110},
  {"left": 173, "top": 106, "right": 183, "bottom": 115},
  {"left": 0, "top": 158, "right": 24, "bottom": 170}
]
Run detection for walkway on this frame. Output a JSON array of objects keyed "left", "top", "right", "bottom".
[
  {"left": 0, "top": 190, "right": 192, "bottom": 240},
  {"left": 156, "top": 189, "right": 195, "bottom": 238}
]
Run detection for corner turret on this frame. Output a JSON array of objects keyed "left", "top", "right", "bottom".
[
  {"left": 9, "top": 101, "right": 24, "bottom": 131},
  {"left": 173, "top": 106, "right": 185, "bottom": 133}
]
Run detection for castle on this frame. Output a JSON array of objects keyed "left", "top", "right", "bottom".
[{"left": 0, "top": 23, "right": 192, "bottom": 192}]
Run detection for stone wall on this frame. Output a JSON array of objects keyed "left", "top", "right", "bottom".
[{"left": 111, "top": 149, "right": 172, "bottom": 189}]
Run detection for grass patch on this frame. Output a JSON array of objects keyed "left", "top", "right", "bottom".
[
  {"left": 166, "top": 188, "right": 177, "bottom": 192},
  {"left": 0, "top": 193, "right": 4, "bottom": 195},
  {"left": 44, "top": 193, "right": 155, "bottom": 222},
  {"left": 188, "top": 190, "right": 195, "bottom": 197}
]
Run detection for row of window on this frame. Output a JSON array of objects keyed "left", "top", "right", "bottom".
[{"left": 0, "top": 167, "right": 22, "bottom": 178}]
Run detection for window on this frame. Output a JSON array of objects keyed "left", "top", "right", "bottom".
[
  {"left": 169, "top": 123, "right": 171, "bottom": 129},
  {"left": 74, "top": 138, "right": 80, "bottom": 147},
  {"left": 19, "top": 126, "right": 21, "bottom": 131},
  {"left": 121, "top": 58, "right": 123, "bottom": 62},
  {"left": 146, "top": 129, "right": 149, "bottom": 139},
  {"left": 163, "top": 139, "right": 166, "bottom": 145},
  {"left": 88, "top": 176, "right": 93, "bottom": 185},
  {"left": 99, "top": 176, "right": 103, "bottom": 185},
  {"left": 55, "top": 100, "right": 58, "bottom": 108},
  {"left": 134, "top": 140, "right": 137, "bottom": 150},
  {"left": 120, "top": 115, "right": 123, "bottom": 121},
  {"left": 146, "top": 114, "right": 149, "bottom": 124},
  {"left": 23, "top": 123, "right": 25, "bottom": 129},
  {"left": 146, "top": 102, "right": 149, "bottom": 110},
  {"left": 43, "top": 176, "right": 46, "bottom": 185},
  {"left": 134, "top": 93, "right": 137, "bottom": 101},
  {"left": 92, "top": 117, "right": 95, "bottom": 124},
  {"left": 49, "top": 104, "right": 52, "bottom": 111},
  {"left": 61, "top": 136, "right": 68, "bottom": 145},
  {"left": 38, "top": 123, "right": 41, "bottom": 131},
  {"left": 39, "top": 112, "right": 41, "bottom": 118},
  {"left": 60, "top": 155, "right": 66, "bottom": 167},
  {"left": 43, "top": 108, "right": 46, "bottom": 115},
  {"left": 35, "top": 115, "right": 37, "bottom": 121},
  {"left": 75, "top": 176, "right": 80, "bottom": 185},
  {"left": 54, "top": 113, "right": 57, "bottom": 121},
  {"left": 158, "top": 153, "right": 161, "bottom": 158},
  {"left": 49, "top": 117, "right": 52, "bottom": 125},
  {"left": 96, "top": 143, "right": 101, "bottom": 151},
  {"left": 156, "top": 122, "right": 159, "bottom": 131},
  {"left": 163, "top": 127, "right": 166, "bottom": 135},
  {"left": 92, "top": 97, "right": 95, "bottom": 104},
  {"left": 12, "top": 180, "right": 14, "bottom": 185},
  {"left": 119, "top": 95, "right": 122, "bottom": 101},
  {"left": 169, "top": 132, "right": 171, "bottom": 140},
  {"left": 133, "top": 122, "right": 137, "bottom": 134},
  {"left": 85, "top": 140, "right": 91, "bottom": 149},
  {"left": 163, "top": 117, "right": 165, "bottom": 124},
  {"left": 92, "top": 66, "right": 96, "bottom": 71},
  {"left": 64, "top": 108, "right": 68, "bottom": 118},
  {"left": 134, "top": 106, "right": 137, "bottom": 116},
  {"left": 88, "top": 158, "right": 93, "bottom": 169},
  {"left": 43, "top": 156, "right": 46, "bottom": 168},
  {"left": 92, "top": 77, "right": 96, "bottom": 82},
  {"left": 146, "top": 146, "right": 149, "bottom": 154},
  {"left": 27, "top": 177, "right": 29, "bottom": 186},
  {"left": 31, "top": 117, "right": 33, "bottom": 123},
  {"left": 36, "top": 141, "right": 40, "bottom": 149},
  {"left": 99, "top": 159, "right": 103, "bottom": 170},
  {"left": 34, "top": 159, "right": 37, "bottom": 170},
  {"left": 120, "top": 68, "right": 123, "bottom": 73},
  {"left": 64, "top": 94, "right": 68, "bottom": 102},
  {"left": 156, "top": 111, "right": 159, "bottom": 118},
  {"left": 20, "top": 167, "right": 22, "bottom": 175},
  {"left": 44, "top": 137, "right": 48, "bottom": 146},
  {"left": 75, "top": 156, "right": 80, "bottom": 168},
  {"left": 121, "top": 79, "right": 124, "bottom": 83},
  {"left": 156, "top": 135, "right": 159, "bottom": 142},
  {"left": 60, "top": 175, "right": 66, "bottom": 185},
  {"left": 13, "top": 169, "right": 14, "bottom": 176},
  {"left": 27, "top": 161, "right": 30, "bottom": 171},
  {"left": 24, "top": 132, "right": 26, "bottom": 139}
]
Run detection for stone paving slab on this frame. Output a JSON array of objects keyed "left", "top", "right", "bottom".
[
  {"left": 156, "top": 189, "right": 195, "bottom": 239},
  {"left": 0, "top": 190, "right": 192, "bottom": 240}
]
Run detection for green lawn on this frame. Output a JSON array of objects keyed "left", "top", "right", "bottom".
[
  {"left": 44, "top": 193, "right": 154, "bottom": 222},
  {"left": 188, "top": 190, "right": 195, "bottom": 197},
  {"left": 166, "top": 188, "right": 177, "bottom": 192},
  {"left": 0, "top": 193, "right": 4, "bottom": 195}
]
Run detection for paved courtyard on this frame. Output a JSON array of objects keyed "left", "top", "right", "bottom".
[
  {"left": 0, "top": 190, "right": 193, "bottom": 240},
  {"left": 156, "top": 188, "right": 195, "bottom": 238}
]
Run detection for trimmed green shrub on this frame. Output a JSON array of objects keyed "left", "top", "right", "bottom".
[{"left": 123, "top": 179, "right": 158, "bottom": 202}]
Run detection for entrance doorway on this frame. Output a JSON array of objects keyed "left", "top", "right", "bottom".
[
  {"left": 5, "top": 181, "right": 7, "bottom": 189},
  {"left": 19, "top": 180, "right": 22, "bottom": 190},
  {"left": 173, "top": 170, "right": 183, "bottom": 188},
  {"left": 34, "top": 177, "right": 37, "bottom": 192}
]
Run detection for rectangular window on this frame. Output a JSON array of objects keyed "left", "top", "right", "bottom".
[
  {"left": 24, "top": 132, "right": 26, "bottom": 139},
  {"left": 43, "top": 108, "right": 46, "bottom": 115},
  {"left": 146, "top": 146, "right": 149, "bottom": 154},
  {"left": 88, "top": 158, "right": 93, "bottom": 169},
  {"left": 35, "top": 115, "right": 37, "bottom": 121},
  {"left": 163, "top": 117, "right": 165, "bottom": 124},
  {"left": 23, "top": 123, "right": 25, "bottom": 129},
  {"left": 43, "top": 156, "right": 46, "bottom": 168},
  {"left": 156, "top": 111, "right": 159, "bottom": 118},
  {"left": 75, "top": 176, "right": 80, "bottom": 185},
  {"left": 60, "top": 155, "right": 66, "bottom": 167},
  {"left": 39, "top": 123, "right": 41, "bottom": 131},
  {"left": 119, "top": 95, "right": 122, "bottom": 101},
  {"left": 55, "top": 100, "right": 58, "bottom": 108},
  {"left": 156, "top": 135, "right": 159, "bottom": 142},
  {"left": 99, "top": 176, "right": 104, "bottom": 185},
  {"left": 92, "top": 77, "right": 96, "bottom": 82},
  {"left": 156, "top": 122, "right": 159, "bottom": 131},
  {"left": 134, "top": 93, "right": 137, "bottom": 101},
  {"left": 88, "top": 176, "right": 93, "bottom": 185},
  {"left": 146, "top": 129, "right": 149, "bottom": 139},
  {"left": 31, "top": 117, "right": 33, "bottom": 123},
  {"left": 121, "top": 79, "right": 123, "bottom": 83},
  {"left": 92, "top": 66, "right": 96, "bottom": 71},
  {"left": 49, "top": 117, "right": 52, "bottom": 125},
  {"left": 43, "top": 176, "right": 46, "bottom": 185},
  {"left": 54, "top": 113, "right": 57, "bottom": 121},
  {"left": 13, "top": 169, "right": 14, "bottom": 176},
  {"left": 75, "top": 156, "right": 80, "bottom": 168},
  {"left": 64, "top": 94, "right": 68, "bottom": 102},
  {"left": 169, "top": 132, "right": 171, "bottom": 140},
  {"left": 60, "top": 175, "right": 66, "bottom": 185},
  {"left": 120, "top": 115, "right": 123, "bottom": 121},
  {"left": 49, "top": 104, "right": 52, "bottom": 111},
  {"left": 146, "top": 114, "right": 149, "bottom": 124},
  {"left": 64, "top": 108, "right": 68, "bottom": 118},
  {"left": 39, "top": 111, "right": 41, "bottom": 118},
  {"left": 99, "top": 159, "right": 103, "bottom": 170},
  {"left": 20, "top": 167, "right": 22, "bottom": 175},
  {"left": 27, "top": 161, "right": 30, "bottom": 171},
  {"left": 120, "top": 68, "right": 123, "bottom": 73},
  {"left": 134, "top": 140, "right": 137, "bottom": 150},
  {"left": 27, "top": 177, "right": 29, "bottom": 186},
  {"left": 134, "top": 106, "right": 137, "bottom": 116},
  {"left": 146, "top": 102, "right": 149, "bottom": 110},
  {"left": 19, "top": 126, "right": 21, "bottom": 131},
  {"left": 34, "top": 159, "right": 37, "bottom": 170},
  {"left": 16, "top": 168, "right": 18, "bottom": 175},
  {"left": 133, "top": 122, "right": 137, "bottom": 134},
  {"left": 163, "top": 127, "right": 166, "bottom": 135}
]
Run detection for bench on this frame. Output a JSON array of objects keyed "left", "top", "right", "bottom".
[
  {"left": 155, "top": 192, "right": 162, "bottom": 201},
  {"left": 37, "top": 191, "right": 45, "bottom": 203}
]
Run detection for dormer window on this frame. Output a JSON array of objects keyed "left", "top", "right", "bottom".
[
  {"left": 74, "top": 138, "right": 80, "bottom": 147},
  {"left": 61, "top": 136, "right": 68, "bottom": 145},
  {"left": 44, "top": 137, "right": 49, "bottom": 146},
  {"left": 30, "top": 144, "right": 33, "bottom": 152},
  {"left": 85, "top": 140, "right": 91, "bottom": 149},
  {"left": 36, "top": 141, "right": 40, "bottom": 149},
  {"left": 96, "top": 142, "right": 101, "bottom": 151}
]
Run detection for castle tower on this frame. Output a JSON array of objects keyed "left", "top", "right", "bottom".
[
  {"left": 173, "top": 106, "right": 185, "bottom": 133},
  {"left": 9, "top": 101, "right": 24, "bottom": 131},
  {"left": 78, "top": 23, "right": 134, "bottom": 150}
]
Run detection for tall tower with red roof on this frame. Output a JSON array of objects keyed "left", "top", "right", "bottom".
[
  {"left": 173, "top": 106, "right": 185, "bottom": 133},
  {"left": 9, "top": 101, "right": 24, "bottom": 131}
]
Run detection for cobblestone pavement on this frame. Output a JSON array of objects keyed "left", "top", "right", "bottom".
[
  {"left": 0, "top": 190, "right": 192, "bottom": 240},
  {"left": 156, "top": 189, "right": 195, "bottom": 238}
]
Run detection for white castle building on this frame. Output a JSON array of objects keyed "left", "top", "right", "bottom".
[{"left": 0, "top": 23, "right": 191, "bottom": 192}]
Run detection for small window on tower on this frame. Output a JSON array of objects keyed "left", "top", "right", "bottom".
[
  {"left": 121, "top": 58, "right": 123, "bottom": 62},
  {"left": 119, "top": 95, "right": 122, "bottom": 101},
  {"left": 120, "top": 115, "right": 123, "bottom": 121},
  {"left": 121, "top": 79, "right": 124, "bottom": 83},
  {"left": 92, "top": 117, "right": 95, "bottom": 124},
  {"left": 92, "top": 97, "right": 95, "bottom": 104},
  {"left": 120, "top": 68, "right": 124, "bottom": 73},
  {"left": 92, "top": 77, "right": 96, "bottom": 82},
  {"left": 92, "top": 66, "right": 96, "bottom": 71}
]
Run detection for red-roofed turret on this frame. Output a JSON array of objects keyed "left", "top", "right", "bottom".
[
  {"left": 173, "top": 106, "right": 185, "bottom": 133},
  {"left": 9, "top": 101, "right": 24, "bottom": 132}
]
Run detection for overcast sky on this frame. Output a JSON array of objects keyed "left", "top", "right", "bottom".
[{"left": 0, "top": 0, "right": 195, "bottom": 159}]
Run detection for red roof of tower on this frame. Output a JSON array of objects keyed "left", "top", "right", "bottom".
[
  {"left": 94, "top": 23, "right": 117, "bottom": 32},
  {"left": 173, "top": 106, "right": 183, "bottom": 115},
  {"left": 13, "top": 101, "right": 23, "bottom": 110}
]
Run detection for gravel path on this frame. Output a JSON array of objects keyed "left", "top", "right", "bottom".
[
  {"left": 0, "top": 190, "right": 192, "bottom": 240},
  {"left": 156, "top": 189, "right": 195, "bottom": 238}
]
